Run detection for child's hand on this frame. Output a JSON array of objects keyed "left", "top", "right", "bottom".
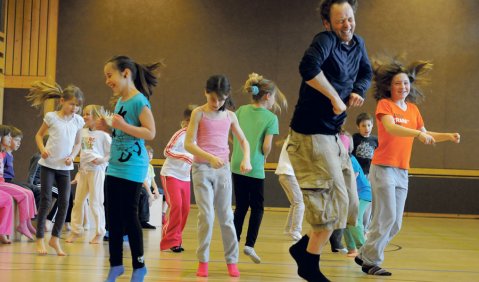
[
  {"left": 40, "top": 149, "right": 50, "bottom": 159},
  {"left": 240, "top": 159, "right": 252, "bottom": 174},
  {"left": 111, "top": 114, "right": 126, "bottom": 130},
  {"left": 65, "top": 156, "right": 73, "bottom": 166},
  {"left": 153, "top": 188, "right": 160, "bottom": 200},
  {"left": 209, "top": 156, "right": 225, "bottom": 169},
  {"left": 450, "top": 133, "right": 461, "bottom": 143},
  {"left": 417, "top": 132, "right": 435, "bottom": 145},
  {"left": 71, "top": 172, "right": 80, "bottom": 185},
  {"left": 91, "top": 158, "right": 101, "bottom": 165},
  {"left": 96, "top": 118, "right": 109, "bottom": 131}
]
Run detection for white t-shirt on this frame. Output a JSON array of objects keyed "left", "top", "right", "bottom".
[
  {"left": 79, "top": 128, "right": 112, "bottom": 171},
  {"left": 38, "top": 112, "right": 84, "bottom": 170},
  {"left": 274, "top": 135, "right": 295, "bottom": 176},
  {"left": 145, "top": 164, "right": 155, "bottom": 188}
]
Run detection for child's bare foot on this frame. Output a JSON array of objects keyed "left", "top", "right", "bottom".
[
  {"left": 27, "top": 220, "right": 37, "bottom": 234},
  {"left": 89, "top": 235, "right": 102, "bottom": 244},
  {"left": 49, "top": 236, "right": 66, "bottom": 256},
  {"left": 347, "top": 249, "right": 359, "bottom": 257},
  {"left": 65, "top": 233, "right": 80, "bottom": 243},
  {"left": 36, "top": 238, "right": 47, "bottom": 255},
  {"left": 0, "top": 234, "right": 11, "bottom": 244},
  {"left": 16, "top": 224, "right": 34, "bottom": 240}
]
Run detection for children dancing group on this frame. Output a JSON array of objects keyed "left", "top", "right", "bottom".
[
  {"left": 1, "top": 1, "right": 462, "bottom": 282},
  {"left": 0, "top": 56, "right": 289, "bottom": 281}
]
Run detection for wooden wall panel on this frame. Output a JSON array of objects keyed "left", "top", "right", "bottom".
[
  {"left": 11, "top": 0, "right": 22, "bottom": 76},
  {"left": 0, "top": 0, "right": 5, "bottom": 123},
  {"left": 29, "top": 0, "right": 40, "bottom": 76},
  {"left": 21, "top": 0, "right": 32, "bottom": 75},
  {"left": 4, "top": 0, "right": 58, "bottom": 88},
  {"left": 4, "top": 0, "right": 13, "bottom": 75},
  {"left": 0, "top": 33, "right": 4, "bottom": 77},
  {"left": 37, "top": 0, "right": 48, "bottom": 77}
]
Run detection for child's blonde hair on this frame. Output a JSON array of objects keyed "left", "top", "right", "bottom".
[
  {"left": 83, "top": 104, "right": 103, "bottom": 120},
  {"left": 243, "top": 72, "right": 288, "bottom": 113},
  {"left": 26, "top": 81, "right": 84, "bottom": 113},
  {"left": 146, "top": 145, "right": 154, "bottom": 154}
]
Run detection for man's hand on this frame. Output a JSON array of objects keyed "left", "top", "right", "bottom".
[
  {"left": 332, "top": 97, "right": 347, "bottom": 115},
  {"left": 348, "top": 93, "right": 364, "bottom": 107}
]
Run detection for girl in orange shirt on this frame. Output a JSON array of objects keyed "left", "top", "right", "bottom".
[{"left": 355, "top": 57, "right": 460, "bottom": 276}]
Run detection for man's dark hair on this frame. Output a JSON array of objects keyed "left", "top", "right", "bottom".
[{"left": 319, "top": 0, "right": 358, "bottom": 23}]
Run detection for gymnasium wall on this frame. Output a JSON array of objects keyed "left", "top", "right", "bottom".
[{"left": 3, "top": 0, "right": 479, "bottom": 213}]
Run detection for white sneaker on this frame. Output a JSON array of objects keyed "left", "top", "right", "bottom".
[
  {"left": 243, "top": 246, "right": 261, "bottom": 264},
  {"left": 290, "top": 231, "right": 302, "bottom": 241}
]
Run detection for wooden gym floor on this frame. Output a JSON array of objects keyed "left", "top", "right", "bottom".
[{"left": 1, "top": 208, "right": 479, "bottom": 282}]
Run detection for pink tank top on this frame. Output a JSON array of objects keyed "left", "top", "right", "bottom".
[{"left": 194, "top": 112, "right": 231, "bottom": 163}]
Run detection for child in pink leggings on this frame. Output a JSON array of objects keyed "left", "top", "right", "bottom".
[
  {"left": 0, "top": 190, "right": 14, "bottom": 244},
  {"left": 0, "top": 125, "right": 37, "bottom": 240}
]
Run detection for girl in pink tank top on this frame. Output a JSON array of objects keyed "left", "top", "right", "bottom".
[
  {"left": 184, "top": 75, "right": 251, "bottom": 278},
  {"left": 194, "top": 111, "right": 231, "bottom": 164}
]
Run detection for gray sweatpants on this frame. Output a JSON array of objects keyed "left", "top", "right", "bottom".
[
  {"left": 192, "top": 163, "right": 238, "bottom": 264},
  {"left": 36, "top": 166, "right": 71, "bottom": 238},
  {"left": 360, "top": 165, "right": 408, "bottom": 266}
]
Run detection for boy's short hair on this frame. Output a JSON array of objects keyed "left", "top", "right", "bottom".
[
  {"left": 184, "top": 104, "right": 197, "bottom": 121},
  {"left": 356, "top": 112, "right": 373, "bottom": 126},
  {"left": 146, "top": 145, "right": 154, "bottom": 154},
  {"left": 9, "top": 126, "right": 23, "bottom": 138}
]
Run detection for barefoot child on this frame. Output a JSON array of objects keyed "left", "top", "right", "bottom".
[
  {"left": 27, "top": 82, "right": 84, "bottom": 256},
  {"left": 67, "top": 104, "right": 111, "bottom": 244}
]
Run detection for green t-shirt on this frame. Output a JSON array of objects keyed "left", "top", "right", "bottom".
[{"left": 231, "top": 104, "right": 279, "bottom": 179}]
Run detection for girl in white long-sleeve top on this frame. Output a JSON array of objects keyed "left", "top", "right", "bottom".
[{"left": 160, "top": 105, "right": 195, "bottom": 252}]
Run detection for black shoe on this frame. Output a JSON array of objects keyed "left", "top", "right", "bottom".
[
  {"left": 141, "top": 222, "right": 156, "bottom": 229},
  {"left": 170, "top": 246, "right": 182, "bottom": 253}
]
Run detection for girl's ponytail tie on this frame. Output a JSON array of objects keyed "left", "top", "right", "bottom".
[{"left": 251, "top": 85, "right": 259, "bottom": 95}]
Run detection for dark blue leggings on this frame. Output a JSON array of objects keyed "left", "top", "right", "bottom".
[
  {"left": 233, "top": 173, "right": 264, "bottom": 248},
  {"left": 36, "top": 166, "right": 71, "bottom": 238},
  {"left": 105, "top": 175, "right": 144, "bottom": 269}
]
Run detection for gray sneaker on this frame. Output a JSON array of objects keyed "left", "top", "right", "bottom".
[{"left": 244, "top": 246, "right": 261, "bottom": 264}]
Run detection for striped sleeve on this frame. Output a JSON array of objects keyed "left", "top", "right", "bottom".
[{"left": 163, "top": 128, "right": 193, "bottom": 164}]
